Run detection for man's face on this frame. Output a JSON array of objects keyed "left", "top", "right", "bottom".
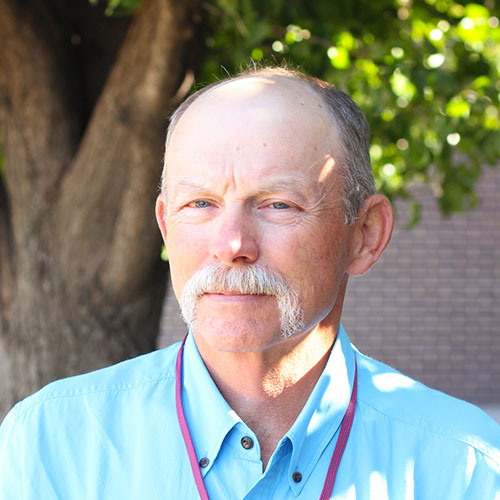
[{"left": 160, "top": 76, "right": 354, "bottom": 353}]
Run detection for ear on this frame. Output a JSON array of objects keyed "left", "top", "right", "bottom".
[
  {"left": 155, "top": 195, "right": 168, "bottom": 244},
  {"left": 346, "top": 194, "right": 394, "bottom": 276}
]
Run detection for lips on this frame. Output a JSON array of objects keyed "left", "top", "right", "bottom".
[{"left": 202, "top": 292, "right": 269, "bottom": 301}]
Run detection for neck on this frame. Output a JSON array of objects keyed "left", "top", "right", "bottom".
[{"left": 194, "top": 325, "right": 338, "bottom": 468}]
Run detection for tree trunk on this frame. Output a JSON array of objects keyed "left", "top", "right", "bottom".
[{"left": 0, "top": 0, "right": 197, "bottom": 419}]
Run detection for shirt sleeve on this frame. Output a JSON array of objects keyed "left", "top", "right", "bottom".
[
  {"left": 0, "top": 405, "right": 24, "bottom": 499},
  {"left": 0, "top": 404, "right": 62, "bottom": 500}
]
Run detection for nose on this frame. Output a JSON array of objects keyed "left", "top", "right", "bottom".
[{"left": 210, "top": 206, "right": 259, "bottom": 265}]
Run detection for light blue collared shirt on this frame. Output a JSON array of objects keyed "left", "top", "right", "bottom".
[{"left": 1, "top": 325, "right": 499, "bottom": 499}]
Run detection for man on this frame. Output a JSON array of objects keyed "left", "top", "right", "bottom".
[{"left": 1, "top": 67, "right": 499, "bottom": 499}]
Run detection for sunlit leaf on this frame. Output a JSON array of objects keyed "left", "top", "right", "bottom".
[
  {"left": 471, "top": 75, "right": 491, "bottom": 89},
  {"left": 446, "top": 98, "right": 470, "bottom": 117},
  {"left": 390, "top": 69, "right": 417, "bottom": 100},
  {"left": 337, "top": 31, "right": 355, "bottom": 51},
  {"left": 160, "top": 245, "right": 168, "bottom": 262},
  {"left": 327, "top": 46, "right": 350, "bottom": 69},
  {"left": 406, "top": 202, "right": 421, "bottom": 228},
  {"left": 251, "top": 48, "right": 264, "bottom": 61},
  {"left": 464, "top": 3, "right": 490, "bottom": 20}
]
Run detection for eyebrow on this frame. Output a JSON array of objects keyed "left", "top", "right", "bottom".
[
  {"left": 252, "top": 179, "right": 316, "bottom": 202},
  {"left": 171, "top": 177, "right": 317, "bottom": 202}
]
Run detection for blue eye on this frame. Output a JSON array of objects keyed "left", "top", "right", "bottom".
[
  {"left": 193, "top": 200, "right": 211, "bottom": 208},
  {"left": 271, "top": 202, "right": 290, "bottom": 209}
]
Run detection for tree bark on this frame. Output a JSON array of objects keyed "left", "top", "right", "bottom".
[{"left": 0, "top": 0, "right": 196, "bottom": 419}]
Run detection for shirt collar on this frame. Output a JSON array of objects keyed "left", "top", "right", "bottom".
[
  {"left": 181, "top": 331, "right": 241, "bottom": 476},
  {"left": 285, "top": 323, "right": 356, "bottom": 495},
  {"left": 180, "top": 324, "right": 356, "bottom": 489}
]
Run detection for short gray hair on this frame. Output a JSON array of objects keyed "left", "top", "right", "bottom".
[{"left": 161, "top": 66, "right": 375, "bottom": 224}]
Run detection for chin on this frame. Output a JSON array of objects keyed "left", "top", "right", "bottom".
[{"left": 193, "top": 318, "right": 282, "bottom": 353}]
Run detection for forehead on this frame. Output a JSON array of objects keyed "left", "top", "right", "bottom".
[{"left": 164, "top": 76, "right": 340, "bottom": 191}]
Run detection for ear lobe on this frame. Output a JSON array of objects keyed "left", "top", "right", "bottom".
[
  {"left": 346, "top": 194, "right": 394, "bottom": 276},
  {"left": 155, "top": 195, "right": 168, "bottom": 243}
]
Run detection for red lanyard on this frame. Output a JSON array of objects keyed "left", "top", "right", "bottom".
[{"left": 175, "top": 335, "right": 358, "bottom": 500}]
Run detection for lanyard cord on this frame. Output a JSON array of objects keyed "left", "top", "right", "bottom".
[
  {"left": 320, "top": 354, "right": 357, "bottom": 499},
  {"left": 175, "top": 335, "right": 210, "bottom": 500},
  {"left": 175, "top": 334, "right": 357, "bottom": 500}
]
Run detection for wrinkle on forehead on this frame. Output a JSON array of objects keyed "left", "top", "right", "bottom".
[
  {"left": 165, "top": 75, "right": 342, "bottom": 200},
  {"left": 170, "top": 173, "right": 327, "bottom": 204}
]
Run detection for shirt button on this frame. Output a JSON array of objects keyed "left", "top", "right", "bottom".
[
  {"left": 292, "top": 472, "right": 302, "bottom": 483},
  {"left": 241, "top": 436, "right": 254, "bottom": 450},
  {"left": 199, "top": 457, "right": 209, "bottom": 468}
]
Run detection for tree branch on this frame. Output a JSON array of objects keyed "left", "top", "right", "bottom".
[
  {"left": 57, "top": 0, "right": 195, "bottom": 299},
  {"left": 0, "top": 0, "right": 80, "bottom": 219},
  {"left": 0, "top": 177, "right": 14, "bottom": 333}
]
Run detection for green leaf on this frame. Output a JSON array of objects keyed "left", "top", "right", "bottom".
[
  {"left": 337, "top": 31, "right": 355, "bottom": 51},
  {"left": 251, "top": 48, "right": 264, "bottom": 61},
  {"left": 464, "top": 3, "right": 490, "bottom": 20},
  {"left": 406, "top": 202, "right": 421, "bottom": 228},
  {"left": 327, "top": 46, "right": 350, "bottom": 69},
  {"left": 390, "top": 69, "right": 417, "bottom": 101},
  {"left": 160, "top": 245, "right": 168, "bottom": 262},
  {"left": 446, "top": 98, "right": 470, "bottom": 117}
]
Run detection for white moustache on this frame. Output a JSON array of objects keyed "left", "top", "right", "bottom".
[
  {"left": 181, "top": 263, "right": 291, "bottom": 298},
  {"left": 179, "top": 263, "right": 305, "bottom": 338}
]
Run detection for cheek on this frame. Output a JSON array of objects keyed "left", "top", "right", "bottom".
[
  {"left": 167, "top": 218, "right": 211, "bottom": 258},
  {"left": 272, "top": 220, "right": 347, "bottom": 273},
  {"left": 268, "top": 223, "right": 348, "bottom": 304},
  {"left": 166, "top": 225, "right": 210, "bottom": 298}
]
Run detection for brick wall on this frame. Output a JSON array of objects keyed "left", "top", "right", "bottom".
[
  {"left": 158, "top": 166, "right": 500, "bottom": 405},
  {"left": 342, "top": 166, "right": 500, "bottom": 405}
]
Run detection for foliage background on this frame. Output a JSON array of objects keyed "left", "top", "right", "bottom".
[{"left": 103, "top": 0, "right": 500, "bottom": 224}]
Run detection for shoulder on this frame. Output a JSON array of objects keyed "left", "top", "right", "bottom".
[
  {"left": 0, "top": 342, "right": 186, "bottom": 496},
  {"left": 6, "top": 341, "right": 182, "bottom": 423},
  {"left": 355, "top": 348, "right": 500, "bottom": 465}
]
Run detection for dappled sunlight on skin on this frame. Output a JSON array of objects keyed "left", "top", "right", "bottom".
[
  {"left": 228, "top": 237, "right": 242, "bottom": 254},
  {"left": 317, "top": 155, "right": 336, "bottom": 184},
  {"left": 258, "top": 329, "right": 333, "bottom": 399},
  {"left": 372, "top": 372, "right": 417, "bottom": 392},
  {"left": 209, "top": 76, "right": 277, "bottom": 101},
  {"left": 312, "top": 154, "right": 346, "bottom": 219}
]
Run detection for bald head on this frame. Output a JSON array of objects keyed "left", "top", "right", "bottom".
[
  {"left": 162, "top": 67, "right": 375, "bottom": 224},
  {"left": 169, "top": 74, "right": 333, "bottom": 142}
]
